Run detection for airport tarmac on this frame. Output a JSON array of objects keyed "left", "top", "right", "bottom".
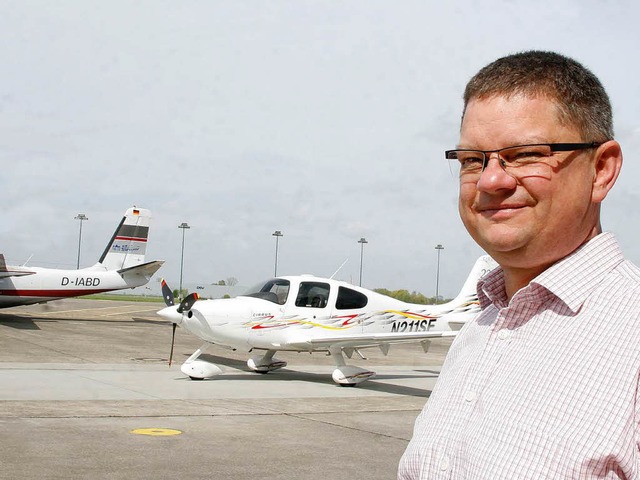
[{"left": 0, "top": 298, "right": 452, "bottom": 479}]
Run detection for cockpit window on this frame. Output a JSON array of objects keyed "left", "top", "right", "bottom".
[
  {"left": 295, "top": 282, "right": 330, "bottom": 308},
  {"left": 242, "top": 279, "right": 290, "bottom": 305},
  {"left": 336, "top": 286, "right": 368, "bottom": 310}
]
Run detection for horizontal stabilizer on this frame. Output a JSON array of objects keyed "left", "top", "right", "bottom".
[
  {"left": 0, "top": 271, "right": 36, "bottom": 279},
  {"left": 117, "top": 260, "right": 164, "bottom": 277},
  {"left": 0, "top": 254, "right": 36, "bottom": 278}
]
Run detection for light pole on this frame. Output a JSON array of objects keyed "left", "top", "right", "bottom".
[
  {"left": 358, "top": 237, "right": 368, "bottom": 286},
  {"left": 74, "top": 213, "right": 88, "bottom": 269},
  {"left": 272, "top": 230, "right": 283, "bottom": 276},
  {"left": 178, "top": 222, "right": 190, "bottom": 296},
  {"left": 435, "top": 244, "right": 444, "bottom": 302}
]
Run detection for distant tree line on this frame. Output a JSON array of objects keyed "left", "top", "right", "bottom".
[
  {"left": 172, "top": 288, "right": 188, "bottom": 301},
  {"left": 374, "top": 288, "right": 451, "bottom": 305}
]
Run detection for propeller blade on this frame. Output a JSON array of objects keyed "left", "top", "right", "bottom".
[
  {"left": 177, "top": 292, "right": 199, "bottom": 313},
  {"left": 169, "top": 323, "right": 177, "bottom": 367},
  {"left": 161, "top": 278, "right": 175, "bottom": 306}
]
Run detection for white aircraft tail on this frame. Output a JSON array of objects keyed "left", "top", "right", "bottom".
[
  {"left": 447, "top": 254, "right": 497, "bottom": 306},
  {"left": 97, "top": 207, "right": 152, "bottom": 271}
]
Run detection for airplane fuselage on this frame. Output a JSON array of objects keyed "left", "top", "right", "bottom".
[
  {"left": 169, "top": 277, "right": 480, "bottom": 353},
  {"left": 0, "top": 207, "right": 163, "bottom": 309},
  {"left": 159, "top": 256, "right": 496, "bottom": 385},
  {"left": 0, "top": 265, "right": 153, "bottom": 308}
]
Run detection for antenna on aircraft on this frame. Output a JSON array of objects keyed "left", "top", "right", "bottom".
[
  {"left": 21, "top": 254, "right": 33, "bottom": 267},
  {"left": 329, "top": 258, "right": 349, "bottom": 279}
]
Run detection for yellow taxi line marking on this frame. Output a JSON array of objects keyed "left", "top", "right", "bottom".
[
  {"left": 130, "top": 428, "right": 182, "bottom": 436},
  {"left": 37, "top": 305, "right": 160, "bottom": 316},
  {"left": 101, "top": 307, "right": 160, "bottom": 317},
  {"left": 36, "top": 306, "right": 136, "bottom": 315}
]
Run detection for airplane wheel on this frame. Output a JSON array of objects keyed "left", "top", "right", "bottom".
[
  {"left": 339, "top": 383, "right": 357, "bottom": 388},
  {"left": 189, "top": 376, "right": 205, "bottom": 381},
  {"left": 255, "top": 371, "right": 269, "bottom": 375}
]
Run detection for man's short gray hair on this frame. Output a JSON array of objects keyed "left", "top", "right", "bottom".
[{"left": 462, "top": 51, "right": 613, "bottom": 141}]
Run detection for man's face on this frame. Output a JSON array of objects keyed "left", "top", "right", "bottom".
[{"left": 458, "top": 94, "right": 600, "bottom": 270}]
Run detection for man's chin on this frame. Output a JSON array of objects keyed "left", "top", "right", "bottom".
[{"left": 467, "top": 223, "right": 528, "bottom": 251}]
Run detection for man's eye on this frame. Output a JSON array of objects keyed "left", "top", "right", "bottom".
[
  {"left": 505, "top": 149, "right": 547, "bottom": 162},
  {"left": 459, "top": 156, "right": 484, "bottom": 169}
]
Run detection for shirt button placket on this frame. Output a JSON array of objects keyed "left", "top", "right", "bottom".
[
  {"left": 439, "top": 454, "right": 450, "bottom": 472},
  {"left": 465, "top": 390, "right": 477, "bottom": 403},
  {"left": 497, "top": 328, "right": 511, "bottom": 341}
]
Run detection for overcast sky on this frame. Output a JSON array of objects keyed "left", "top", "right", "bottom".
[{"left": 1, "top": 1, "right": 639, "bottom": 298}]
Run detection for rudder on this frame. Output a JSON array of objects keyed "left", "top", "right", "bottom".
[
  {"left": 98, "top": 207, "right": 152, "bottom": 271},
  {"left": 451, "top": 255, "right": 498, "bottom": 303}
]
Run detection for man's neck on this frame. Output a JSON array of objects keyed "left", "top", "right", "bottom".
[
  {"left": 502, "top": 264, "right": 550, "bottom": 301},
  {"left": 500, "top": 226, "right": 603, "bottom": 301}
]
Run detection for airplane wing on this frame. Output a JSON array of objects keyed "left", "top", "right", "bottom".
[
  {"left": 288, "top": 330, "right": 458, "bottom": 350},
  {"left": 0, "top": 254, "right": 36, "bottom": 278},
  {"left": 117, "top": 260, "right": 164, "bottom": 277}
]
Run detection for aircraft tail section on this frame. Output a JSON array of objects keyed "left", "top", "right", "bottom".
[
  {"left": 449, "top": 255, "right": 498, "bottom": 306},
  {"left": 98, "top": 207, "right": 152, "bottom": 271},
  {"left": 404, "top": 254, "right": 498, "bottom": 329},
  {"left": 0, "top": 254, "right": 36, "bottom": 278}
]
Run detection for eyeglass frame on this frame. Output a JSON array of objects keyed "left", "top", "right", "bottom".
[{"left": 445, "top": 142, "right": 602, "bottom": 174}]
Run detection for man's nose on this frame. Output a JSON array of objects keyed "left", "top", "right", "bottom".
[{"left": 476, "top": 153, "right": 517, "bottom": 192}]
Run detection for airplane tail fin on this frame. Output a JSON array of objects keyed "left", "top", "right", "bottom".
[
  {"left": 449, "top": 255, "right": 498, "bottom": 305},
  {"left": 97, "top": 207, "right": 152, "bottom": 271}
]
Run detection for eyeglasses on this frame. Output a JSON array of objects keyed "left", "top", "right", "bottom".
[{"left": 445, "top": 142, "right": 601, "bottom": 181}]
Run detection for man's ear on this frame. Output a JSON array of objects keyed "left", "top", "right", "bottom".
[{"left": 592, "top": 140, "right": 623, "bottom": 203}]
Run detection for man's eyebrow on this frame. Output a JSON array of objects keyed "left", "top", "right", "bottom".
[{"left": 454, "top": 138, "right": 551, "bottom": 150}]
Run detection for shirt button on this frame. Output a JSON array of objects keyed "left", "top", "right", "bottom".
[
  {"left": 440, "top": 455, "right": 450, "bottom": 471},
  {"left": 497, "top": 329, "right": 510, "bottom": 340},
  {"left": 465, "top": 390, "right": 477, "bottom": 402}
]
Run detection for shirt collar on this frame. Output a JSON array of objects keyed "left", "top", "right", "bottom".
[
  {"left": 477, "top": 233, "right": 624, "bottom": 313},
  {"left": 478, "top": 267, "right": 506, "bottom": 309}
]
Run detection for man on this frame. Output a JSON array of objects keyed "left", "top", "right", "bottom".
[{"left": 398, "top": 51, "right": 640, "bottom": 479}]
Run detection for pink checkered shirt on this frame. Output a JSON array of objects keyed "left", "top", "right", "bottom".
[{"left": 398, "top": 233, "right": 640, "bottom": 479}]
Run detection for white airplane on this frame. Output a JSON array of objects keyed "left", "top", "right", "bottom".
[
  {"left": 0, "top": 207, "right": 164, "bottom": 308},
  {"left": 158, "top": 255, "right": 496, "bottom": 386}
]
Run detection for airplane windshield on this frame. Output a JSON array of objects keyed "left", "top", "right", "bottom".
[{"left": 241, "top": 279, "right": 290, "bottom": 305}]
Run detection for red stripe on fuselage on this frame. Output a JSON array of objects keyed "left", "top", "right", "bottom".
[
  {"left": 0, "top": 289, "right": 115, "bottom": 298},
  {"left": 115, "top": 236, "right": 147, "bottom": 242}
]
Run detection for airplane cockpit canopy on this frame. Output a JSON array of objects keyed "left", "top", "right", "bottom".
[
  {"left": 242, "top": 278, "right": 290, "bottom": 305},
  {"left": 295, "top": 281, "right": 330, "bottom": 308},
  {"left": 241, "top": 278, "right": 369, "bottom": 310}
]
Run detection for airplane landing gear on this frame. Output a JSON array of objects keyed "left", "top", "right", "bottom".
[
  {"left": 180, "top": 343, "right": 224, "bottom": 380},
  {"left": 247, "top": 350, "right": 287, "bottom": 373},
  {"left": 329, "top": 347, "right": 376, "bottom": 386}
]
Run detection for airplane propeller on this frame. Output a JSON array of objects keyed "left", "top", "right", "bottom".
[
  {"left": 161, "top": 278, "right": 174, "bottom": 307},
  {"left": 170, "top": 293, "right": 199, "bottom": 366},
  {"left": 177, "top": 292, "right": 199, "bottom": 314},
  {"left": 169, "top": 322, "right": 177, "bottom": 367},
  {"left": 159, "top": 279, "right": 199, "bottom": 367}
]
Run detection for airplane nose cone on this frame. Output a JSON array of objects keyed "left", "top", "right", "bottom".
[{"left": 157, "top": 306, "right": 184, "bottom": 325}]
